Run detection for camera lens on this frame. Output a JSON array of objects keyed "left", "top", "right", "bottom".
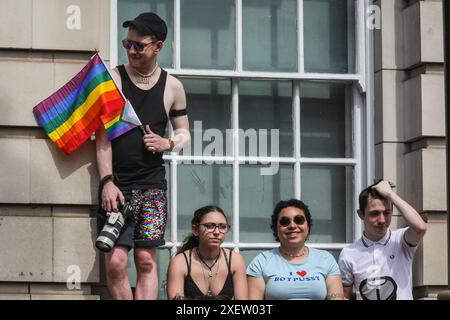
[
  {"left": 95, "top": 211, "right": 126, "bottom": 252},
  {"left": 95, "top": 240, "right": 112, "bottom": 252}
]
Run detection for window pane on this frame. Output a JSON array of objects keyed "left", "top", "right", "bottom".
[
  {"left": 300, "top": 82, "right": 352, "bottom": 158},
  {"left": 181, "top": 0, "right": 235, "bottom": 69},
  {"left": 240, "top": 250, "right": 262, "bottom": 266},
  {"left": 304, "top": 0, "right": 356, "bottom": 73},
  {"left": 177, "top": 164, "right": 233, "bottom": 242},
  {"left": 239, "top": 80, "right": 292, "bottom": 157},
  {"left": 118, "top": 0, "right": 173, "bottom": 68},
  {"left": 328, "top": 249, "right": 343, "bottom": 263},
  {"left": 243, "top": 0, "right": 297, "bottom": 71},
  {"left": 180, "top": 78, "right": 232, "bottom": 157},
  {"left": 300, "top": 165, "right": 353, "bottom": 243},
  {"left": 240, "top": 164, "right": 294, "bottom": 243}
]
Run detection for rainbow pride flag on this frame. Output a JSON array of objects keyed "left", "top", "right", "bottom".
[{"left": 33, "top": 53, "right": 137, "bottom": 155}]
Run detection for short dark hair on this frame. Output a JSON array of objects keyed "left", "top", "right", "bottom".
[
  {"left": 270, "top": 199, "right": 312, "bottom": 242},
  {"left": 358, "top": 180, "right": 391, "bottom": 212}
]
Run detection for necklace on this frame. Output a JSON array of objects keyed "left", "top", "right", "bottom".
[
  {"left": 196, "top": 248, "right": 220, "bottom": 277},
  {"left": 133, "top": 63, "right": 159, "bottom": 84},
  {"left": 280, "top": 246, "right": 307, "bottom": 258},
  {"left": 200, "top": 257, "right": 220, "bottom": 297}
]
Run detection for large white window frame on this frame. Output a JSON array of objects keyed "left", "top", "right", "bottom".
[{"left": 111, "top": 0, "right": 373, "bottom": 257}]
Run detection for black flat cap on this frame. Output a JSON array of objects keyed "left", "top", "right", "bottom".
[{"left": 123, "top": 12, "right": 167, "bottom": 41}]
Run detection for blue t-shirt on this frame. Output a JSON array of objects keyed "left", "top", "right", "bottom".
[{"left": 246, "top": 247, "right": 340, "bottom": 300}]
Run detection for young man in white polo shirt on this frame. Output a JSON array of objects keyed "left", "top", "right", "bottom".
[{"left": 338, "top": 180, "right": 427, "bottom": 300}]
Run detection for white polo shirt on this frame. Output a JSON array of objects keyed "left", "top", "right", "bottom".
[{"left": 338, "top": 228, "right": 417, "bottom": 300}]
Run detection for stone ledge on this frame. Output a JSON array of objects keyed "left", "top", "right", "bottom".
[
  {"left": 0, "top": 283, "right": 29, "bottom": 294},
  {"left": 30, "top": 294, "right": 99, "bottom": 300},
  {"left": 0, "top": 294, "right": 31, "bottom": 300},
  {"left": 30, "top": 283, "right": 91, "bottom": 295}
]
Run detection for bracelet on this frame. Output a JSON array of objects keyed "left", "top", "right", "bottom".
[
  {"left": 98, "top": 174, "right": 114, "bottom": 211},
  {"left": 167, "top": 138, "right": 175, "bottom": 152},
  {"left": 100, "top": 174, "right": 114, "bottom": 187}
]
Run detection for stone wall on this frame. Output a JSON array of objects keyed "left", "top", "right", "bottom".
[
  {"left": 373, "top": 0, "right": 447, "bottom": 299},
  {"left": 0, "top": 0, "right": 111, "bottom": 300}
]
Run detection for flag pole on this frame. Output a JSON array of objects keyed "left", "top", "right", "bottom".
[{"left": 95, "top": 52, "right": 146, "bottom": 136}]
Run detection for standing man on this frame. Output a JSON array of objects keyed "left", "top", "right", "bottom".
[
  {"left": 96, "top": 12, "right": 190, "bottom": 300},
  {"left": 338, "top": 180, "right": 427, "bottom": 300}
]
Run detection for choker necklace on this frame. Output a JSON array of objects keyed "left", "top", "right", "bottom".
[
  {"left": 196, "top": 248, "right": 220, "bottom": 277},
  {"left": 280, "top": 247, "right": 307, "bottom": 258},
  {"left": 134, "top": 64, "right": 159, "bottom": 84}
]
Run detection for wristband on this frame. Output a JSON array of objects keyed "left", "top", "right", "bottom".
[
  {"left": 100, "top": 174, "right": 114, "bottom": 188},
  {"left": 168, "top": 138, "right": 175, "bottom": 151}
]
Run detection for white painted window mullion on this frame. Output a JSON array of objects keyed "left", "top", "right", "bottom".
[
  {"left": 298, "top": 0, "right": 304, "bottom": 73},
  {"left": 174, "top": 0, "right": 181, "bottom": 70},
  {"left": 237, "top": 156, "right": 297, "bottom": 164},
  {"left": 356, "top": 0, "right": 366, "bottom": 92},
  {"left": 232, "top": 78, "right": 240, "bottom": 247},
  {"left": 165, "top": 68, "right": 360, "bottom": 81},
  {"left": 236, "top": 0, "right": 243, "bottom": 72},
  {"left": 365, "top": 0, "right": 375, "bottom": 188},
  {"left": 163, "top": 155, "right": 358, "bottom": 165},
  {"left": 353, "top": 85, "right": 363, "bottom": 240},
  {"left": 170, "top": 159, "right": 178, "bottom": 256},
  {"left": 293, "top": 80, "right": 301, "bottom": 199},
  {"left": 299, "top": 158, "right": 357, "bottom": 165},
  {"left": 110, "top": 0, "right": 118, "bottom": 68}
]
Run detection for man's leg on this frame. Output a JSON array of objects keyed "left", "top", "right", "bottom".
[
  {"left": 105, "top": 246, "right": 133, "bottom": 300},
  {"left": 134, "top": 247, "right": 158, "bottom": 300}
]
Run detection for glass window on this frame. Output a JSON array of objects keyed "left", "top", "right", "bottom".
[
  {"left": 116, "top": 0, "right": 365, "bottom": 301},
  {"left": 181, "top": 78, "right": 232, "bottom": 157},
  {"left": 181, "top": 0, "right": 235, "bottom": 69},
  {"left": 177, "top": 164, "right": 233, "bottom": 242},
  {"left": 118, "top": 0, "right": 173, "bottom": 68},
  {"left": 239, "top": 80, "right": 293, "bottom": 157},
  {"left": 328, "top": 249, "right": 343, "bottom": 263},
  {"left": 239, "top": 164, "right": 294, "bottom": 243},
  {"left": 300, "top": 82, "right": 353, "bottom": 158},
  {"left": 242, "top": 0, "right": 297, "bottom": 71},
  {"left": 300, "top": 165, "right": 354, "bottom": 243},
  {"left": 304, "top": 0, "right": 356, "bottom": 73},
  {"left": 240, "top": 249, "right": 263, "bottom": 266}
]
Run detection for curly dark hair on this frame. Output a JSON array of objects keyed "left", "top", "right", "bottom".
[
  {"left": 270, "top": 199, "right": 312, "bottom": 242},
  {"left": 177, "top": 205, "right": 229, "bottom": 254}
]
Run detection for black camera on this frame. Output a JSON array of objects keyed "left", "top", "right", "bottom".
[{"left": 95, "top": 203, "right": 132, "bottom": 252}]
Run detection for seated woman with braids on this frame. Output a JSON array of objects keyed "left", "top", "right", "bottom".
[{"left": 166, "top": 205, "right": 248, "bottom": 300}]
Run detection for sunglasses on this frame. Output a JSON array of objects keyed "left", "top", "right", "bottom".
[
  {"left": 122, "top": 39, "right": 156, "bottom": 52},
  {"left": 198, "top": 223, "right": 230, "bottom": 233},
  {"left": 279, "top": 215, "right": 306, "bottom": 227}
]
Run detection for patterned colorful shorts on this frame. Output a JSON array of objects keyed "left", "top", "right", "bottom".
[{"left": 97, "top": 189, "right": 168, "bottom": 249}]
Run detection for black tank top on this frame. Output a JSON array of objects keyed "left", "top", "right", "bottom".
[
  {"left": 112, "top": 65, "right": 168, "bottom": 190},
  {"left": 182, "top": 248, "right": 234, "bottom": 300}
]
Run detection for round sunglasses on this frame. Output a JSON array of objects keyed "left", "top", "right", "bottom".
[{"left": 278, "top": 215, "right": 306, "bottom": 227}]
